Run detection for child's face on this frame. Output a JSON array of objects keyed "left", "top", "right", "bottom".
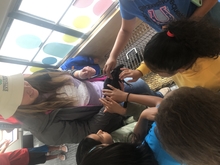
[
  {"left": 87, "top": 130, "right": 113, "bottom": 144},
  {"left": 20, "top": 81, "right": 39, "bottom": 105}
]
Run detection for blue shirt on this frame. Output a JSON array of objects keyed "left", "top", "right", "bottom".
[
  {"left": 119, "top": 0, "right": 197, "bottom": 32},
  {"left": 60, "top": 55, "right": 101, "bottom": 75},
  {"left": 145, "top": 122, "right": 181, "bottom": 165}
]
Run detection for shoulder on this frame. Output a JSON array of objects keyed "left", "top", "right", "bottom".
[{"left": 192, "top": 57, "right": 220, "bottom": 71}]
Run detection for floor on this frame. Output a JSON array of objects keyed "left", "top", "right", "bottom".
[{"left": 34, "top": 137, "right": 78, "bottom": 165}]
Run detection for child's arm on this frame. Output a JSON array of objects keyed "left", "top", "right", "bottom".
[
  {"left": 133, "top": 108, "right": 158, "bottom": 141},
  {"left": 119, "top": 62, "right": 150, "bottom": 82},
  {"left": 119, "top": 68, "right": 143, "bottom": 82},
  {"left": 190, "top": 0, "right": 217, "bottom": 20},
  {"left": 103, "top": 84, "right": 162, "bottom": 107},
  {"left": 0, "top": 140, "right": 10, "bottom": 153}
]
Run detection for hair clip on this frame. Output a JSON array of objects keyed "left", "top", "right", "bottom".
[{"left": 167, "top": 31, "right": 175, "bottom": 37}]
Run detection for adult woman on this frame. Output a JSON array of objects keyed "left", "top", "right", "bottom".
[
  {"left": 103, "top": 0, "right": 220, "bottom": 77},
  {"left": 0, "top": 67, "right": 156, "bottom": 145}
]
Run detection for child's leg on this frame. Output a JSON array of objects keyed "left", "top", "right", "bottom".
[
  {"left": 46, "top": 154, "right": 66, "bottom": 161},
  {"left": 56, "top": 154, "right": 66, "bottom": 161},
  {"left": 47, "top": 145, "right": 68, "bottom": 154},
  {"left": 48, "top": 146, "right": 59, "bottom": 152},
  {"left": 124, "top": 78, "right": 162, "bottom": 97},
  {"left": 28, "top": 151, "right": 66, "bottom": 164},
  {"left": 28, "top": 152, "right": 47, "bottom": 165}
]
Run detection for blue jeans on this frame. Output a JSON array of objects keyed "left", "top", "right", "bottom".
[{"left": 124, "top": 78, "right": 163, "bottom": 98}]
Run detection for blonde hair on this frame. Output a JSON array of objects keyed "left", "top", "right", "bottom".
[
  {"left": 156, "top": 87, "right": 220, "bottom": 165},
  {"left": 18, "top": 70, "right": 77, "bottom": 113}
]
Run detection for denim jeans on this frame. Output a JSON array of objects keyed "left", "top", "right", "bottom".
[{"left": 124, "top": 78, "right": 163, "bottom": 98}]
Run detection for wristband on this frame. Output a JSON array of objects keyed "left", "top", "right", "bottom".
[
  {"left": 126, "top": 93, "right": 130, "bottom": 102},
  {"left": 123, "top": 93, "right": 130, "bottom": 108}
]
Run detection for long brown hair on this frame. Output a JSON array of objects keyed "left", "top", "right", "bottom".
[
  {"left": 156, "top": 87, "right": 220, "bottom": 165},
  {"left": 17, "top": 69, "right": 77, "bottom": 113}
]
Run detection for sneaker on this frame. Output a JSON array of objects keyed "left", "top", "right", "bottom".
[
  {"left": 158, "top": 87, "right": 171, "bottom": 97},
  {"left": 58, "top": 154, "right": 66, "bottom": 161},
  {"left": 59, "top": 144, "right": 68, "bottom": 152}
]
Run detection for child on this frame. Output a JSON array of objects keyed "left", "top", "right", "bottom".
[
  {"left": 0, "top": 143, "right": 68, "bottom": 165},
  {"left": 103, "top": 0, "right": 220, "bottom": 77},
  {"left": 156, "top": 87, "right": 220, "bottom": 165},
  {"left": 77, "top": 86, "right": 220, "bottom": 165},
  {"left": 76, "top": 88, "right": 179, "bottom": 165},
  {"left": 119, "top": 19, "right": 220, "bottom": 92}
]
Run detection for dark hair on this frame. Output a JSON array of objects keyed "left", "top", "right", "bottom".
[
  {"left": 76, "top": 137, "right": 101, "bottom": 165},
  {"left": 144, "top": 19, "right": 220, "bottom": 73},
  {"left": 78, "top": 142, "right": 158, "bottom": 165},
  {"left": 156, "top": 87, "right": 220, "bottom": 165}
]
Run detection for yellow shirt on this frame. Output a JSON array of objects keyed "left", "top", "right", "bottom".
[{"left": 136, "top": 57, "right": 220, "bottom": 92}]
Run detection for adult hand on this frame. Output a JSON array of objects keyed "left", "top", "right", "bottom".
[
  {"left": 103, "top": 57, "right": 117, "bottom": 78},
  {"left": 79, "top": 66, "right": 96, "bottom": 79},
  {"left": 102, "top": 84, "right": 128, "bottom": 102},
  {"left": 99, "top": 97, "right": 126, "bottom": 115},
  {"left": 119, "top": 68, "right": 143, "bottom": 82}
]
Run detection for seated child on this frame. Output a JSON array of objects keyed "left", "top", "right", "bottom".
[
  {"left": 76, "top": 93, "right": 180, "bottom": 165},
  {"left": 156, "top": 87, "right": 220, "bottom": 165}
]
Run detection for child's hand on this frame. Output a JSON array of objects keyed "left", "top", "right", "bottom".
[
  {"left": 79, "top": 66, "right": 96, "bottom": 79},
  {"left": 99, "top": 97, "right": 126, "bottom": 115},
  {"left": 119, "top": 68, "right": 142, "bottom": 82},
  {"left": 4, "top": 140, "right": 10, "bottom": 148},
  {"left": 102, "top": 85, "right": 128, "bottom": 102},
  {"left": 0, "top": 140, "right": 10, "bottom": 153}
]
